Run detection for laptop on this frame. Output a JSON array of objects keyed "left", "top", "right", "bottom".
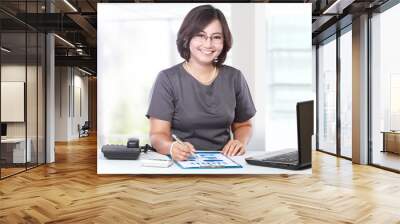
[
  {"left": 245, "top": 100, "right": 314, "bottom": 170},
  {"left": 1, "top": 123, "right": 7, "bottom": 140}
]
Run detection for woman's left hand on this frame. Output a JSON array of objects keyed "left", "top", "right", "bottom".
[{"left": 222, "top": 139, "right": 245, "bottom": 156}]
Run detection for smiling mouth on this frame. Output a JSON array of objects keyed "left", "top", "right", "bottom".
[{"left": 200, "top": 49, "right": 215, "bottom": 55}]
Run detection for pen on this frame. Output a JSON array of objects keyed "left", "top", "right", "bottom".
[{"left": 172, "top": 134, "right": 196, "bottom": 158}]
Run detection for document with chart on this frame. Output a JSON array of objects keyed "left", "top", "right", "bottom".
[{"left": 175, "top": 151, "right": 242, "bottom": 169}]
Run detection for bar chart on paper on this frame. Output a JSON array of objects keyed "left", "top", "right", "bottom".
[{"left": 175, "top": 151, "right": 242, "bottom": 169}]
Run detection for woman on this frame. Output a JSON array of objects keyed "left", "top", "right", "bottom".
[{"left": 146, "top": 5, "right": 256, "bottom": 161}]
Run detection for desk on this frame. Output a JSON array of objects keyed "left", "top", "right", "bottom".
[
  {"left": 382, "top": 131, "right": 400, "bottom": 154},
  {"left": 1, "top": 138, "right": 31, "bottom": 163},
  {"left": 97, "top": 149, "right": 311, "bottom": 175}
]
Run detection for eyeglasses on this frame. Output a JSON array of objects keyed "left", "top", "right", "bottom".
[{"left": 192, "top": 33, "right": 224, "bottom": 44}]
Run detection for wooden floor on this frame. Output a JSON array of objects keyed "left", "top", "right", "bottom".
[
  {"left": 1, "top": 167, "right": 26, "bottom": 178},
  {"left": 1, "top": 135, "right": 400, "bottom": 223},
  {"left": 373, "top": 150, "right": 400, "bottom": 171}
]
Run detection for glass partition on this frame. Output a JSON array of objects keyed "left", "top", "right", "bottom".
[
  {"left": 27, "top": 30, "right": 38, "bottom": 169},
  {"left": 0, "top": 1, "right": 46, "bottom": 179},
  {"left": 317, "top": 37, "right": 337, "bottom": 154},
  {"left": 371, "top": 3, "right": 400, "bottom": 171},
  {"left": 339, "top": 29, "right": 352, "bottom": 158},
  {"left": 1, "top": 30, "right": 28, "bottom": 177},
  {"left": 38, "top": 32, "right": 45, "bottom": 165}
]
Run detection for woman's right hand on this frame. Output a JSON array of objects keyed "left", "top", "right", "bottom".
[{"left": 171, "top": 142, "right": 196, "bottom": 161}]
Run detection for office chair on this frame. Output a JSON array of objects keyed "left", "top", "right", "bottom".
[{"left": 79, "top": 121, "right": 90, "bottom": 138}]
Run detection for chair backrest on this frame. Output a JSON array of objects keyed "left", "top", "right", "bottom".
[{"left": 82, "top": 121, "right": 90, "bottom": 129}]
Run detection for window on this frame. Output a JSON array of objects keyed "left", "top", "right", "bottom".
[
  {"left": 371, "top": 3, "right": 400, "bottom": 171},
  {"left": 340, "top": 29, "right": 352, "bottom": 158},
  {"left": 264, "top": 5, "right": 313, "bottom": 151},
  {"left": 317, "top": 37, "right": 337, "bottom": 154}
]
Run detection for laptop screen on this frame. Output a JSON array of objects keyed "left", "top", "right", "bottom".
[
  {"left": 1, "top": 123, "right": 7, "bottom": 137},
  {"left": 297, "top": 101, "right": 314, "bottom": 165}
]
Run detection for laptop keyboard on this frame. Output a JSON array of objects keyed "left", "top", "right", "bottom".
[{"left": 261, "top": 151, "right": 298, "bottom": 163}]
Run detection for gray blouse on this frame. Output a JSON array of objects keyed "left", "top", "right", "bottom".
[{"left": 146, "top": 62, "right": 256, "bottom": 151}]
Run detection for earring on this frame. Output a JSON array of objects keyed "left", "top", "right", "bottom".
[{"left": 213, "top": 57, "right": 219, "bottom": 63}]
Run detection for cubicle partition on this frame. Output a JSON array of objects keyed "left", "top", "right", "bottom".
[{"left": 0, "top": 1, "right": 46, "bottom": 179}]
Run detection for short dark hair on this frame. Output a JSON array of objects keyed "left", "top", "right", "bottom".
[{"left": 176, "top": 5, "right": 232, "bottom": 67}]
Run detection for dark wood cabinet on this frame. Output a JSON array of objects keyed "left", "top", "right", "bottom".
[{"left": 382, "top": 131, "right": 400, "bottom": 154}]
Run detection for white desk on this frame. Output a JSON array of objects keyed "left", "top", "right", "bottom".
[
  {"left": 1, "top": 138, "right": 31, "bottom": 163},
  {"left": 97, "top": 149, "right": 311, "bottom": 175}
]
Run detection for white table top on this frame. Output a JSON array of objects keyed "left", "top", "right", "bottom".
[
  {"left": 97, "top": 148, "right": 311, "bottom": 175},
  {"left": 1, "top": 138, "right": 28, "bottom": 143}
]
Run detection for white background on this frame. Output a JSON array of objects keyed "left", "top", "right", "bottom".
[{"left": 97, "top": 3, "right": 313, "bottom": 153}]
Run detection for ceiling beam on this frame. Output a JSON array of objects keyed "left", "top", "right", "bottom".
[
  {"left": 322, "top": 0, "right": 356, "bottom": 14},
  {"left": 67, "top": 13, "right": 97, "bottom": 46},
  {"left": 55, "top": 55, "right": 96, "bottom": 71}
]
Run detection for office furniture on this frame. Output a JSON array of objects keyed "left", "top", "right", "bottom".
[
  {"left": 1, "top": 138, "right": 32, "bottom": 165},
  {"left": 382, "top": 131, "right": 400, "bottom": 154},
  {"left": 79, "top": 121, "right": 90, "bottom": 138},
  {"left": 97, "top": 149, "right": 311, "bottom": 175}
]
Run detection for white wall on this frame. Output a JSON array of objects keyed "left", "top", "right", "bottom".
[
  {"left": 55, "top": 66, "right": 68, "bottom": 141},
  {"left": 230, "top": 4, "right": 265, "bottom": 150},
  {"left": 1, "top": 66, "right": 26, "bottom": 131},
  {"left": 55, "top": 67, "right": 89, "bottom": 141},
  {"left": 312, "top": 45, "right": 317, "bottom": 150},
  {"left": 72, "top": 73, "right": 89, "bottom": 137},
  {"left": 1, "top": 63, "right": 46, "bottom": 164},
  {"left": 1, "top": 65, "right": 39, "bottom": 137}
]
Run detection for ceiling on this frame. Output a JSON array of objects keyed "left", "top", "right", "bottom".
[{"left": 0, "top": 0, "right": 393, "bottom": 75}]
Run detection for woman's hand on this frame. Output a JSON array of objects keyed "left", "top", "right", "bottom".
[
  {"left": 222, "top": 139, "right": 245, "bottom": 156},
  {"left": 171, "top": 142, "right": 196, "bottom": 161}
]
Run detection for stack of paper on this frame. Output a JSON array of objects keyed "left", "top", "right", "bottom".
[{"left": 140, "top": 151, "right": 172, "bottom": 168}]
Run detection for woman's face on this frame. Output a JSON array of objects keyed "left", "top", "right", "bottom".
[{"left": 188, "top": 19, "right": 224, "bottom": 66}]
